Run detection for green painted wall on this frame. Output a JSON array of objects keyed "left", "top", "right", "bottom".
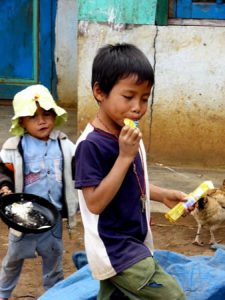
[{"left": 78, "top": 0, "right": 157, "bottom": 25}]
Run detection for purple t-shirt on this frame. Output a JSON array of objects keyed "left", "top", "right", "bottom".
[{"left": 75, "top": 127, "right": 151, "bottom": 275}]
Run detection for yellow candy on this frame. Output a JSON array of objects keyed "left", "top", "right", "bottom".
[{"left": 124, "top": 118, "right": 138, "bottom": 128}]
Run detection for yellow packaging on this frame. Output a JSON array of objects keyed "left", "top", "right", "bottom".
[
  {"left": 165, "top": 180, "right": 214, "bottom": 223},
  {"left": 124, "top": 118, "right": 139, "bottom": 128}
]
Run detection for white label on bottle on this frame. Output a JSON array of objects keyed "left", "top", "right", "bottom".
[{"left": 183, "top": 196, "right": 196, "bottom": 209}]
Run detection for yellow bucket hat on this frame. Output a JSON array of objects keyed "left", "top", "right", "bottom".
[{"left": 10, "top": 84, "right": 67, "bottom": 136}]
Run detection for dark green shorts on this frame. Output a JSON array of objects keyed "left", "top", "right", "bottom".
[{"left": 98, "top": 257, "right": 186, "bottom": 300}]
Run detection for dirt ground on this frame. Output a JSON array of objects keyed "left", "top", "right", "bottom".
[{"left": 0, "top": 211, "right": 224, "bottom": 300}]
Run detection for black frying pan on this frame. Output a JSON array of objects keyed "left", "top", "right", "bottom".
[{"left": 0, "top": 193, "right": 59, "bottom": 234}]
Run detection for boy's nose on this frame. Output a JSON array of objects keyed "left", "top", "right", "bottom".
[
  {"left": 37, "top": 115, "right": 45, "bottom": 124},
  {"left": 131, "top": 102, "right": 141, "bottom": 113}
]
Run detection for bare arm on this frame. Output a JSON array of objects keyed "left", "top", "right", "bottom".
[
  {"left": 150, "top": 183, "right": 187, "bottom": 209},
  {"left": 0, "top": 158, "right": 14, "bottom": 192},
  {"left": 83, "top": 126, "right": 141, "bottom": 214}
]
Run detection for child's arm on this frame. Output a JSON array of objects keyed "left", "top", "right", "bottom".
[
  {"left": 82, "top": 126, "right": 141, "bottom": 214},
  {"left": 150, "top": 184, "right": 187, "bottom": 209},
  {"left": 0, "top": 158, "right": 14, "bottom": 193}
]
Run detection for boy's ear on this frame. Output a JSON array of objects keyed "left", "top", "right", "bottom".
[{"left": 93, "top": 82, "right": 105, "bottom": 103}]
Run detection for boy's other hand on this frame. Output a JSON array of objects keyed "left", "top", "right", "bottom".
[
  {"left": 0, "top": 186, "right": 12, "bottom": 196},
  {"left": 162, "top": 189, "right": 187, "bottom": 209}
]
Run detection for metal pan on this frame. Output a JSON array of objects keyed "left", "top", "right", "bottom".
[{"left": 0, "top": 193, "right": 59, "bottom": 234}]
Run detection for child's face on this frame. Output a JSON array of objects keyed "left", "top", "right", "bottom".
[
  {"left": 95, "top": 75, "right": 152, "bottom": 129},
  {"left": 20, "top": 105, "right": 56, "bottom": 141}
]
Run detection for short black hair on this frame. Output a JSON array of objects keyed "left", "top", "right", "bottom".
[{"left": 91, "top": 43, "right": 154, "bottom": 95}]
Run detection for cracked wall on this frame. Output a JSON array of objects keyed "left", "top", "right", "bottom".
[{"left": 77, "top": 22, "right": 225, "bottom": 168}]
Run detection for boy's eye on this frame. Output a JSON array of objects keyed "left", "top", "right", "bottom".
[
  {"left": 43, "top": 111, "right": 51, "bottom": 116},
  {"left": 123, "top": 95, "right": 133, "bottom": 100},
  {"left": 44, "top": 109, "right": 55, "bottom": 117}
]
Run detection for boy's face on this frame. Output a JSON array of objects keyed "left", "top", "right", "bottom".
[
  {"left": 95, "top": 75, "right": 152, "bottom": 129},
  {"left": 20, "top": 105, "right": 56, "bottom": 141}
]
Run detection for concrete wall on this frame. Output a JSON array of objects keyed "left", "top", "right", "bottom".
[
  {"left": 55, "top": 0, "right": 78, "bottom": 108},
  {"left": 151, "top": 26, "right": 225, "bottom": 168},
  {"left": 77, "top": 22, "right": 225, "bottom": 168}
]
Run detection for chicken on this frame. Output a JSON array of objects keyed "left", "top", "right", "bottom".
[{"left": 191, "top": 179, "right": 225, "bottom": 246}]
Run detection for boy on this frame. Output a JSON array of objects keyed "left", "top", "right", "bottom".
[
  {"left": 74, "top": 43, "right": 187, "bottom": 300},
  {"left": 0, "top": 84, "right": 78, "bottom": 300}
]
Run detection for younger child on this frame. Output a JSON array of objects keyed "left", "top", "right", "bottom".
[
  {"left": 0, "top": 84, "right": 78, "bottom": 300},
  {"left": 74, "top": 43, "right": 187, "bottom": 299}
]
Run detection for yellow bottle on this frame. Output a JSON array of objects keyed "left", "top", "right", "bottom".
[{"left": 165, "top": 180, "right": 214, "bottom": 223}]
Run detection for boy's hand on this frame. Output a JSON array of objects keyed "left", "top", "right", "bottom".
[
  {"left": 150, "top": 184, "right": 187, "bottom": 209},
  {"left": 162, "top": 189, "right": 187, "bottom": 209},
  {"left": 118, "top": 125, "right": 142, "bottom": 159},
  {"left": 0, "top": 186, "right": 12, "bottom": 196}
]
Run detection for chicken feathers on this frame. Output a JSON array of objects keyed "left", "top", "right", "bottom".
[{"left": 191, "top": 179, "right": 225, "bottom": 246}]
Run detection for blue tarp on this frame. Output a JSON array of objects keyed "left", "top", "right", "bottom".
[
  {"left": 154, "top": 249, "right": 225, "bottom": 300},
  {"left": 38, "top": 249, "right": 225, "bottom": 300}
]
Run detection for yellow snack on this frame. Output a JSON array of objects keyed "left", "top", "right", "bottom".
[
  {"left": 124, "top": 118, "right": 139, "bottom": 128},
  {"left": 165, "top": 180, "right": 214, "bottom": 223}
]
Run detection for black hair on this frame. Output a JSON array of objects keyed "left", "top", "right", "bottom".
[{"left": 91, "top": 43, "right": 154, "bottom": 96}]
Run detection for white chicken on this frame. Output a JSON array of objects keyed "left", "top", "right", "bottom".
[{"left": 192, "top": 180, "right": 225, "bottom": 246}]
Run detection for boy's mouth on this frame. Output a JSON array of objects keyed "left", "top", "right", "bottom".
[{"left": 39, "top": 127, "right": 49, "bottom": 132}]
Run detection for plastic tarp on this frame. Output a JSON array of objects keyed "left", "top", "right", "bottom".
[
  {"left": 154, "top": 249, "right": 225, "bottom": 300},
  {"left": 38, "top": 249, "right": 225, "bottom": 300}
]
